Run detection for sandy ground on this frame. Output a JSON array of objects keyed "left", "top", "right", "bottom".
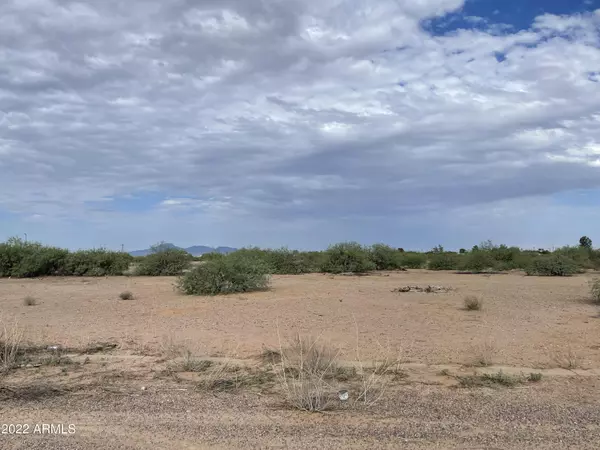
[
  {"left": 2, "top": 271, "right": 599, "bottom": 366},
  {"left": 1, "top": 271, "right": 600, "bottom": 449}
]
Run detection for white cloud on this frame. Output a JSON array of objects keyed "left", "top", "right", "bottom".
[{"left": 0, "top": 1, "right": 599, "bottom": 248}]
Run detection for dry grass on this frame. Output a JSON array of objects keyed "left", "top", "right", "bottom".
[
  {"left": 23, "top": 296, "right": 37, "bottom": 306},
  {"left": 170, "top": 350, "right": 213, "bottom": 373},
  {"left": 274, "top": 334, "right": 340, "bottom": 412},
  {"left": 551, "top": 347, "right": 582, "bottom": 370},
  {"left": 463, "top": 295, "right": 483, "bottom": 311},
  {"left": 0, "top": 318, "right": 23, "bottom": 373},
  {"left": 470, "top": 341, "right": 496, "bottom": 367},
  {"left": 590, "top": 279, "right": 600, "bottom": 304}
]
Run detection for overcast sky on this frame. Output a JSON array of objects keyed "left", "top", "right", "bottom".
[{"left": 1, "top": 0, "right": 600, "bottom": 251}]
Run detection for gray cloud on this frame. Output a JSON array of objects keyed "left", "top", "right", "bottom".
[{"left": 1, "top": 1, "right": 600, "bottom": 248}]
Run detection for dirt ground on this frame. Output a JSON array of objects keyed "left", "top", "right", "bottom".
[{"left": 1, "top": 271, "right": 600, "bottom": 449}]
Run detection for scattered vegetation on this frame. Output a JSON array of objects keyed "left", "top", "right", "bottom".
[
  {"left": 463, "top": 295, "right": 483, "bottom": 311},
  {"left": 2, "top": 237, "right": 598, "bottom": 279},
  {"left": 177, "top": 253, "right": 271, "bottom": 295},
  {"left": 528, "top": 372, "right": 543, "bottom": 382},
  {"left": 0, "top": 237, "right": 132, "bottom": 278},
  {"left": 458, "top": 371, "right": 523, "bottom": 388},
  {"left": 119, "top": 291, "right": 134, "bottom": 300}
]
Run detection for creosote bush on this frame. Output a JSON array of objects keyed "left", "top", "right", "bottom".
[
  {"left": 369, "top": 244, "right": 404, "bottom": 271},
  {"left": 134, "top": 244, "right": 192, "bottom": 276},
  {"left": 0, "top": 237, "right": 132, "bottom": 278},
  {"left": 525, "top": 255, "right": 579, "bottom": 277},
  {"left": 177, "top": 254, "right": 271, "bottom": 295},
  {"left": 64, "top": 249, "right": 132, "bottom": 276},
  {"left": 428, "top": 253, "right": 460, "bottom": 271},
  {"left": 397, "top": 252, "right": 427, "bottom": 269},
  {"left": 320, "top": 242, "right": 376, "bottom": 274}
]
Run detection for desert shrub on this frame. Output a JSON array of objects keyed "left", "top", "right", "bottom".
[
  {"left": 273, "top": 248, "right": 319, "bottom": 274},
  {"left": 528, "top": 372, "right": 543, "bottom": 382},
  {"left": 369, "top": 244, "right": 403, "bottom": 270},
  {"left": 428, "top": 253, "right": 460, "bottom": 270},
  {"left": 320, "top": 242, "right": 376, "bottom": 274},
  {"left": 464, "top": 295, "right": 483, "bottom": 311},
  {"left": 201, "top": 252, "right": 226, "bottom": 261},
  {"left": 460, "top": 251, "right": 497, "bottom": 273},
  {"left": 134, "top": 246, "right": 192, "bottom": 276},
  {"left": 590, "top": 279, "right": 600, "bottom": 304},
  {"left": 119, "top": 291, "right": 134, "bottom": 300},
  {"left": 398, "top": 252, "right": 427, "bottom": 269},
  {"left": 0, "top": 238, "right": 69, "bottom": 278},
  {"left": 64, "top": 249, "right": 132, "bottom": 276},
  {"left": 177, "top": 253, "right": 271, "bottom": 295},
  {"left": 553, "top": 246, "right": 595, "bottom": 270},
  {"left": 525, "top": 255, "right": 579, "bottom": 277}
]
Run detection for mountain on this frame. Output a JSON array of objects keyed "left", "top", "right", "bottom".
[{"left": 129, "top": 244, "right": 237, "bottom": 257}]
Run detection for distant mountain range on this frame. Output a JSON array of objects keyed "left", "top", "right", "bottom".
[{"left": 129, "top": 243, "right": 237, "bottom": 257}]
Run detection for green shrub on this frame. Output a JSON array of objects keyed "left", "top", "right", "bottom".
[
  {"left": 320, "top": 242, "right": 376, "bottom": 274},
  {"left": 0, "top": 238, "right": 69, "bottom": 278},
  {"left": 398, "top": 252, "right": 427, "bottom": 269},
  {"left": 553, "top": 246, "right": 595, "bottom": 270},
  {"left": 201, "top": 252, "right": 226, "bottom": 261},
  {"left": 525, "top": 255, "right": 579, "bottom": 277},
  {"left": 428, "top": 253, "right": 460, "bottom": 270},
  {"left": 267, "top": 248, "right": 315, "bottom": 274},
  {"left": 134, "top": 247, "right": 192, "bottom": 276},
  {"left": 178, "top": 254, "right": 271, "bottom": 295},
  {"left": 460, "top": 251, "right": 497, "bottom": 273},
  {"left": 369, "top": 244, "right": 403, "bottom": 270},
  {"left": 64, "top": 249, "right": 132, "bottom": 276}
]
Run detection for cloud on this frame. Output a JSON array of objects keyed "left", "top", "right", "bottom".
[{"left": 0, "top": 1, "right": 599, "bottom": 249}]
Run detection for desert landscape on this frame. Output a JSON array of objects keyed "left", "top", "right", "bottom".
[{"left": 2, "top": 269, "right": 600, "bottom": 449}]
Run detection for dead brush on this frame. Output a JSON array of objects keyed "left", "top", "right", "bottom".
[
  {"left": 0, "top": 318, "right": 23, "bottom": 373},
  {"left": 590, "top": 278, "right": 600, "bottom": 304},
  {"left": 353, "top": 333, "right": 403, "bottom": 407},
  {"left": 470, "top": 341, "right": 496, "bottom": 367},
  {"left": 197, "top": 360, "right": 274, "bottom": 392},
  {"left": 464, "top": 295, "right": 483, "bottom": 311},
  {"left": 274, "top": 333, "right": 341, "bottom": 412},
  {"left": 550, "top": 346, "right": 582, "bottom": 370}
]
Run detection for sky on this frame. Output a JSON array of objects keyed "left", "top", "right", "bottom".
[{"left": 1, "top": 0, "right": 600, "bottom": 252}]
